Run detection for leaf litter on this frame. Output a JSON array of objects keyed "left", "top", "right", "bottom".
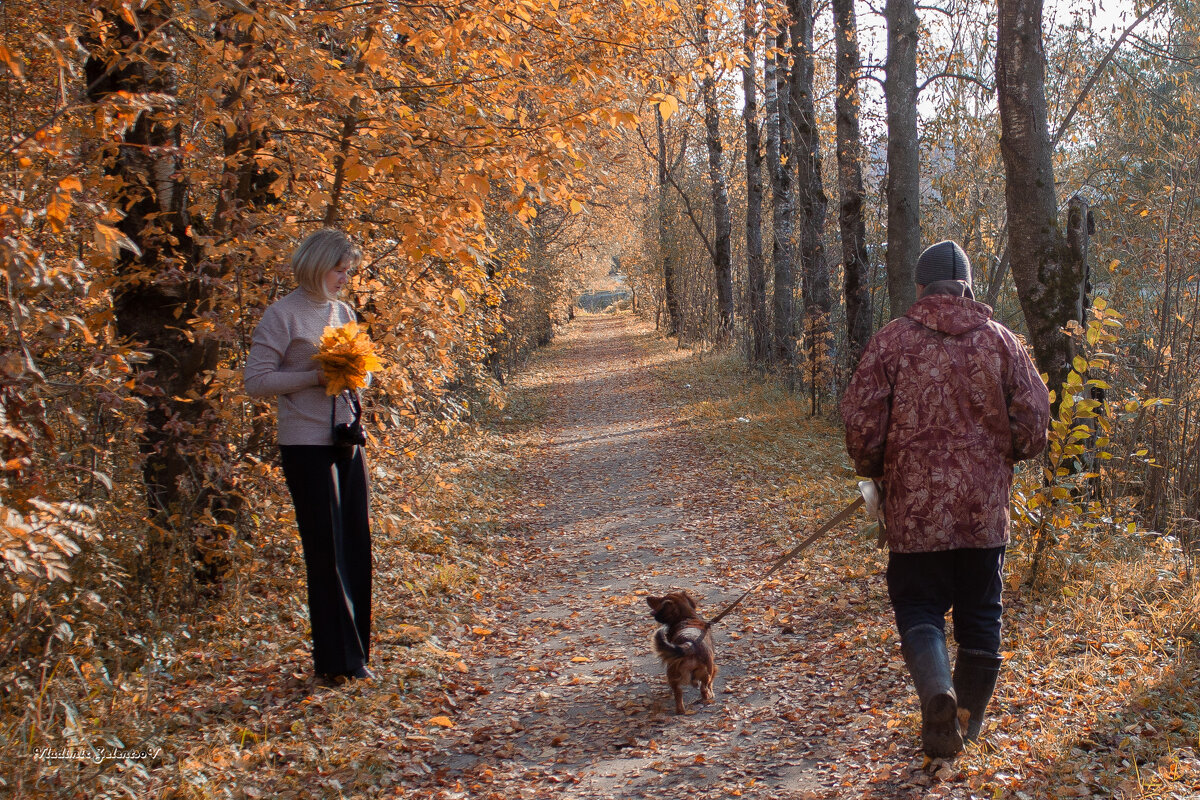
[
  {"left": 102, "top": 313, "right": 1197, "bottom": 799},
  {"left": 399, "top": 314, "right": 1198, "bottom": 800}
]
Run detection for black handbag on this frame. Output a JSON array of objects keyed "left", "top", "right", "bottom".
[{"left": 331, "top": 390, "right": 366, "bottom": 454}]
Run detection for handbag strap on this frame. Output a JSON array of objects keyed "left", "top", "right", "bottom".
[{"left": 331, "top": 391, "right": 362, "bottom": 427}]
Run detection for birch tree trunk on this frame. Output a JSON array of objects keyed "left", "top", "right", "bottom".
[
  {"left": 789, "top": 0, "right": 830, "bottom": 318},
  {"left": 884, "top": 0, "right": 919, "bottom": 318},
  {"left": 697, "top": 2, "right": 735, "bottom": 337},
  {"left": 997, "top": 0, "right": 1088, "bottom": 395},
  {"left": 789, "top": 0, "right": 830, "bottom": 411},
  {"left": 744, "top": 0, "right": 768, "bottom": 364},
  {"left": 656, "top": 107, "right": 681, "bottom": 335},
  {"left": 833, "top": 0, "right": 872, "bottom": 367},
  {"left": 766, "top": 22, "right": 796, "bottom": 368}
]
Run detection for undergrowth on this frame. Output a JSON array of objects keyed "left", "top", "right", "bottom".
[{"left": 1, "top": 388, "right": 542, "bottom": 799}]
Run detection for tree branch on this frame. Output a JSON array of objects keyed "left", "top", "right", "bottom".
[
  {"left": 1051, "top": 0, "right": 1169, "bottom": 148},
  {"left": 917, "top": 71, "right": 993, "bottom": 94},
  {"left": 634, "top": 122, "right": 714, "bottom": 259}
]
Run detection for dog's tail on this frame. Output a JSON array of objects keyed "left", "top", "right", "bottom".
[{"left": 653, "top": 627, "right": 704, "bottom": 660}]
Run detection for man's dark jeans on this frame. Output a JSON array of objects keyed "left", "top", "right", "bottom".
[{"left": 886, "top": 546, "right": 1006, "bottom": 656}]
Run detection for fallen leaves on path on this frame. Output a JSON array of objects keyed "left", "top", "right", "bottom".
[
  {"left": 399, "top": 314, "right": 1199, "bottom": 800},
  {"left": 62, "top": 313, "right": 1195, "bottom": 799}
]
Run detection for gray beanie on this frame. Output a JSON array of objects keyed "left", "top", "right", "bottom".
[{"left": 915, "top": 240, "right": 971, "bottom": 287}]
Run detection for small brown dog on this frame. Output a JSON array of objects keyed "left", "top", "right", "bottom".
[{"left": 646, "top": 590, "right": 717, "bottom": 714}]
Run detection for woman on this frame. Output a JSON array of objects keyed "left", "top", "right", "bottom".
[{"left": 244, "top": 229, "right": 374, "bottom": 683}]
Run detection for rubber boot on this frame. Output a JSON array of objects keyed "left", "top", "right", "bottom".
[
  {"left": 954, "top": 648, "right": 1002, "bottom": 743},
  {"left": 900, "top": 624, "right": 963, "bottom": 758}
]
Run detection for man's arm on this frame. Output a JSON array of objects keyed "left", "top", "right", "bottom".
[
  {"left": 841, "top": 334, "right": 893, "bottom": 478},
  {"left": 1003, "top": 332, "right": 1051, "bottom": 462}
]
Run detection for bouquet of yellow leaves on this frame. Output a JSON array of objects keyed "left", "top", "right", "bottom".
[{"left": 312, "top": 322, "right": 382, "bottom": 396}]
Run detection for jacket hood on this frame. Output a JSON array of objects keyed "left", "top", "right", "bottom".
[{"left": 905, "top": 293, "right": 993, "bottom": 336}]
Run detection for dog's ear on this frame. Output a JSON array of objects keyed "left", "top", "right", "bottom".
[
  {"left": 678, "top": 590, "right": 698, "bottom": 610},
  {"left": 646, "top": 596, "right": 664, "bottom": 612}
]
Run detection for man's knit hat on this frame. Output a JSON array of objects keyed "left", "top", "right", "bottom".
[{"left": 915, "top": 240, "right": 971, "bottom": 287}]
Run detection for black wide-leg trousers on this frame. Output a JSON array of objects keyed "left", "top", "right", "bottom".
[{"left": 279, "top": 445, "right": 372, "bottom": 676}]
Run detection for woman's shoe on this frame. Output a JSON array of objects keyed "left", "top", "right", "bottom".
[{"left": 318, "top": 665, "right": 373, "bottom": 685}]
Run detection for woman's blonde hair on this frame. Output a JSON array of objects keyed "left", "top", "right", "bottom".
[{"left": 291, "top": 229, "right": 362, "bottom": 298}]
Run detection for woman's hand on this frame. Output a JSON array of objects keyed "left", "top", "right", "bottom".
[{"left": 315, "top": 369, "right": 327, "bottom": 387}]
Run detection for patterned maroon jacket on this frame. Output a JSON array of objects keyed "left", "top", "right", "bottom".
[{"left": 841, "top": 291, "right": 1050, "bottom": 553}]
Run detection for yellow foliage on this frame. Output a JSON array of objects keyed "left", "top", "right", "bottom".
[{"left": 312, "top": 322, "right": 383, "bottom": 396}]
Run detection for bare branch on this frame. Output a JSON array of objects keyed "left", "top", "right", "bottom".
[
  {"left": 1051, "top": 0, "right": 1169, "bottom": 147},
  {"left": 917, "top": 71, "right": 992, "bottom": 94},
  {"left": 635, "top": 121, "right": 715, "bottom": 260}
]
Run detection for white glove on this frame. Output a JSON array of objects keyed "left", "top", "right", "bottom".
[{"left": 858, "top": 479, "right": 886, "bottom": 547}]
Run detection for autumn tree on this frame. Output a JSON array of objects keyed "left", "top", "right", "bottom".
[
  {"left": 766, "top": 15, "right": 796, "bottom": 367},
  {"left": 996, "top": 0, "right": 1089, "bottom": 395},
  {"left": 884, "top": 0, "right": 919, "bottom": 317},
  {"left": 657, "top": 105, "right": 683, "bottom": 335},
  {"left": 696, "top": 0, "right": 735, "bottom": 337},
  {"left": 743, "top": 0, "right": 768, "bottom": 364},
  {"left": 788, "top": 0, "right": 831, "bottom": 411},
  {"left": 832, "top": 0, "right": 872, "bottom": 369},
  {"left": 84, "top": 1, "right": 236, "bottom": 578}
]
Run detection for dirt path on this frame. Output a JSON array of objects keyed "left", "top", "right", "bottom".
[{"left": 401, "top": 315, "right": 917, "bottom": 800}]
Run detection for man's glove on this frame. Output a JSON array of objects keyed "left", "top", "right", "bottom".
[{"left": 858, "top": 479, "right": 886, "bottom": 548}]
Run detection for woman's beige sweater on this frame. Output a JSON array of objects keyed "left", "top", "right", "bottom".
[{"left": 244, "top": 288, "right": 359, "bottom": 446}]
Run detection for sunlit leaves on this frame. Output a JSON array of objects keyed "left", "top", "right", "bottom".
[
  {"left": 0, "top": 0, "right": 687, "bottom": 791},
  {"left": 650, "top": 91, "right": 679, "bottom": 121}
]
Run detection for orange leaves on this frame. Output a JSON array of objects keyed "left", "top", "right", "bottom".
[
  {"left": 313, "top": 322, "right": 383, "bottom": 396},
  {"left": 511, "top": 1, "right": 534, "bottom": 25},
  {"left": 602, "top": 109, "right": 641, "bottom": 130},
  {"left": 0, "top": 44, "right": 24, "bottom": 80},
  {"left": 463, "top": 174, "right": 490, "bottom": 197},
  {"left": 304, "top": 190, "right": 329, "bottom": 213},
  {"left": 650, "top": 91, "right": 680, "bottom": 121},
  {"left": 93, "top": 222, "right": 140, "bottom": 257},
  {"left": 46, "top": 177, "right": 81, "bottom": 234},
  {"left": 463, "top": 173, "right": 491, "bottom": 216},
  {"left": 512, "top": 195, "right": 537, "bottom": 223},
  {"left": 1, "top": 500, "right": 97, "bottom": 583}
]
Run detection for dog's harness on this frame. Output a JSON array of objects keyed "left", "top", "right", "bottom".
[{"left": 695, "top": 494, "right": 866, "bottom": 643}]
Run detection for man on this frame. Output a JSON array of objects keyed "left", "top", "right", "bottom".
[{"left": 841, "top": 240, "right": 1050, "bottom": 758}]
